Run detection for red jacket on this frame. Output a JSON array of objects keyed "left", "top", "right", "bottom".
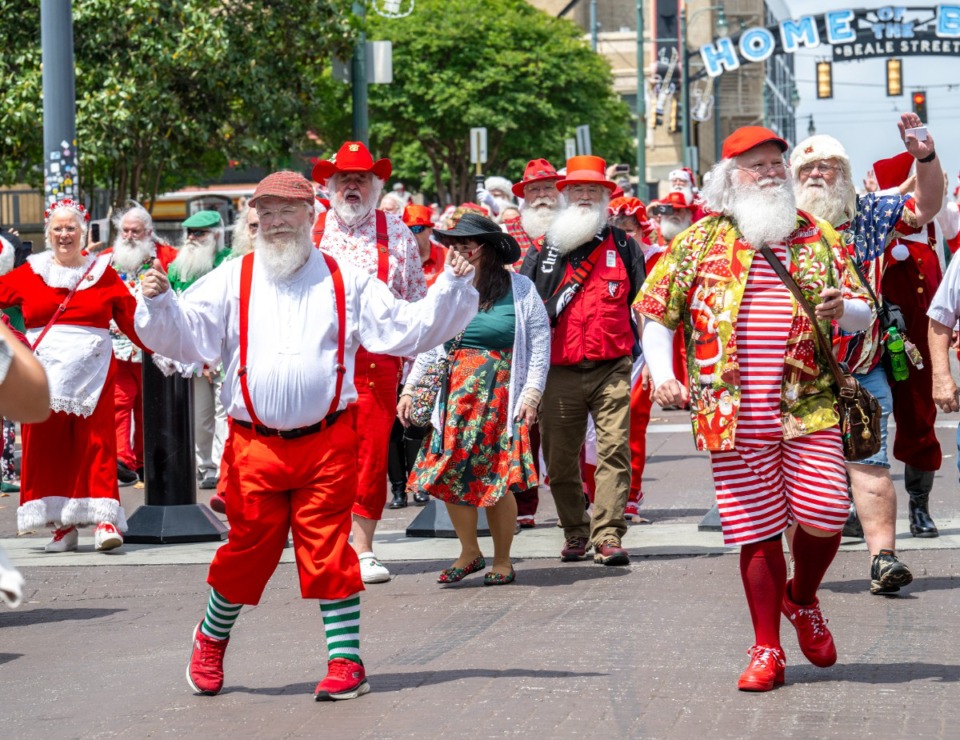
[{"left": 551, "top": 231, "right": 637, "bottom": 366}]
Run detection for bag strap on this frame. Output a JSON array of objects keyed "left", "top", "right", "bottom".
[
  {"left": 238, "top": 252, "right": 347, "bottom": 427},
  {"left": 543, "top": 240, "right": 605, "bottom": 321},
  {"left": 758, "top": 245, "right": 848, "bottom": 389},
  {"left": 31, "top": 256, "right": 100, "bottom": 351}
]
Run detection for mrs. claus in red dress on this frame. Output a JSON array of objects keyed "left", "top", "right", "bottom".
[{"left": 0, "top": 200, "right": 148, "bottom": 553}]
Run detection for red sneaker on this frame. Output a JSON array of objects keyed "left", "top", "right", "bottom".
[
  {"left": 737, "top": 645, "right": 786, "bottom": 692},
  {"left": 186, "top": 624, "right": 229, "bottom": 695},
  {"left": 517, "top": 517, "right": 536, "bottom": 529},
  {"left": 314, "top": 658, "right": 370, "bottom": 701},
  {"left": 781, "top": 581, "right": 837, "bottom": 668},
  {"left": 208, "top": 493, "right": 227, "bottom": 515}
]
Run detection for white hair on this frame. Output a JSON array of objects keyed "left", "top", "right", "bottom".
[
  {"left": 699, "top": 159, "right": 738, "bottom": 216},
  {"left": 44, "top": 206, "right": 88, "bottom": 245},
  {"left": 112, "top": 204, "right": 154, "bottom": 233}
]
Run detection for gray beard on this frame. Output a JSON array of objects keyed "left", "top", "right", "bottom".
[
  {"left": 660, "top": 215, "right": 692, "bottom": 242},
  {"left": 231, "top": 228, "right": 255, "bottom": 256},
  {"left": 728, "top": 181, "right": 797, "bottom": 248},
  {"left": 795, "top": 179, "right": 856, "bottom": 228},
  {"left": 111, "top": 237, "right": 154, "bottom": 273},
  {"left": 170, "top": 239, "right": 217, "bottom": 284},
  {"left": 547, "top": 204, "right": 606, "bottom": 255},
  {"left": 255, "top": 224, "right": 312, "bottom": 282},
  {"left": 520, "top": 205, "right": 557, "bottom": 239}
]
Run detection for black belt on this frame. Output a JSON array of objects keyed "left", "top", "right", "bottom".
[{"left": 232, "top": 410, "right": 345, "bottom": 439}]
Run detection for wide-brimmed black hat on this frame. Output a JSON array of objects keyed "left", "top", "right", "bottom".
[{"left": 433, "top": 213, "right": 521, "bottom": 264}]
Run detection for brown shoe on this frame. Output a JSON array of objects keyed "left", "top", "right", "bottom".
[
  {"left": 593, "top": 539, "right": 629, "bottom": 566},
  {"left": 560, "top": 537, "right": 590, "bottom": 562}
]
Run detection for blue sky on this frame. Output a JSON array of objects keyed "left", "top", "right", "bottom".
[{"left": 782, "top": 0, "right": 959, "bottom": 186}]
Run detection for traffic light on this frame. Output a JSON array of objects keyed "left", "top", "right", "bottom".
[
  {"left": 912, "top": 90, "right": 928, "bottom": 123},
  {"left": 886, "top": 59, "right": 902, "bottom": 97},
  {"left": 816, "top": 62, "right": 833, "bottom": 99}
]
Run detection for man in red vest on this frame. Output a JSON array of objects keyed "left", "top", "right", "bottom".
[
  {"left": 313, "top": 143, "right": 427, "bottom": 584},
  {"left": 520, "top": 155, "right": 645, "bottom": 565},
  {"left": 136, "top": 170, "right": 478, "bottom": 700}
]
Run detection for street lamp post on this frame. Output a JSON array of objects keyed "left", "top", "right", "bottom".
[
  {"left": 636, "top": 0, "right": 646, "bottom": 200},
  {"left": 680, "top": 2, "right": 727, "bottom": 169}
]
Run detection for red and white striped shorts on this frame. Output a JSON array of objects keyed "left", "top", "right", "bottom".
[{"left": 710, "top": 428, "right": 850, "bottom": 546}]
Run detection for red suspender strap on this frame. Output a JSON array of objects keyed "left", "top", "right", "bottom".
[
  {"left": 375, "top": 209, "right": 389, "bottom": 283},
  {"left": 321, "top": 252, "right": 348, "bottom": 417},
  {"left": 312, "top": 210, "right": 328, "bottom": 249},
  {"left": 237, "top": 252, "right": 265, "bottom": 427}
]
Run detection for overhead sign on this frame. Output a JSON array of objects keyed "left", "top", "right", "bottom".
[
  {"left": 470, "top": 127, "right": 488, "bottom": 165},
  {"left": 575, "top": 125, "right": 592, "bottom": 156},
  {"left": 699, "top": 5, "right": 960, "bottom": 77}
]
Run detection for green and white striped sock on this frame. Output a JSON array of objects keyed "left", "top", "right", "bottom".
[
  {"left": 199, "top": 588, "right": 242, "bottom": 641},
  {"left": 319, "top": 593, "right": 361, "bottom": 663}
]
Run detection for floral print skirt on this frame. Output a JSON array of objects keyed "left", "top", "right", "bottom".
[{"left": 408, "top": 348, "right": 537, "bottom": 508}]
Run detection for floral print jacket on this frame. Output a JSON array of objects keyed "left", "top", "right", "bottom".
[{"left": 634, "top": 212, "right": 873, "bottom": 451}]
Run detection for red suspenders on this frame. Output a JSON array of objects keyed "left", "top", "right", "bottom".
[
  {"left": 312, "top": 209, "right": 390, "bottom": 283},
  {"left": 237, "top": 252, "right": 346, "bottom": 430}
]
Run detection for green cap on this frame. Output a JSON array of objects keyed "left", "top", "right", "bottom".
[{"left": 182, "top": 210, "right": 223, "bottom": 229}]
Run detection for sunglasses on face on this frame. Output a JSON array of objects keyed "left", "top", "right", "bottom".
[
  {"left": 409, "top": 225, "right": 428, "bottom": 234},
  {"left": 187, "top": 228, "right": 211, "bottom": 237}
]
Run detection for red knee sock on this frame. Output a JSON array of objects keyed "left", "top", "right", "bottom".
[
  {"left": 789, "top": 528, "right": 841, "bottom": 604},
  {"left": 740, "top": 539, "right": 787, "bottom": 648}
]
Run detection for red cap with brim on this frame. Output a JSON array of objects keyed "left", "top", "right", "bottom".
[
  {"left": 873, "top": 151, "right": 915, "bottom": 191},
  {"left": 312, "top": 141, "right": 392, "bottom": 185},
  {"left": 556, "top": 155, "right": 618, "bottom": 193},
  {"left": 249, "top": 171, "right": 316, "bottom": 208},
  {"left": 721, "top": 126, "right": 789, "bottom": 160}
]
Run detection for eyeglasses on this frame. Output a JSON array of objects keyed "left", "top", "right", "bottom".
[
  {"left": 409, "top": 225, "right": 428, "bottom": 234},
  {"left": 247, "top": 223, "right": 259, "bottom": 233},
  {"left": 736, "top": 161, "right": 787, "bottom": 176},
  {"left": 186, "top": 228, "right": 211, "bottom": 237},
  {"left": 798, "top": 162, "right": 839, "bottom": 176},
  {"left": 650, "top": 205, "right": 677, "bottom": 216}
]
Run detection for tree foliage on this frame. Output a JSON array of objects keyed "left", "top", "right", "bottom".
[
  {"left": 317, "top": 0, "right": 634, "bottom": 204},
  {"left": 0, "top": 1, "right": 356, "bottom": 208}
]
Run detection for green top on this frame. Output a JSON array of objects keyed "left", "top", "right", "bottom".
[
  {"left": 447, "top": 288, "right": 515, "bottom": 351},
  {"left": 168, "top": 249, "right": 232, "bottom": 293},
  {"left": 2, "top": 306, "right": 24, "bottom": 334}
]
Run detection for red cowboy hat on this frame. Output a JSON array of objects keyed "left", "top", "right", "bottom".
[
  {"left": 556, "top": 155, "right": 617, "bottom": 193},
  {"left": 721, "top": 126, "right": 788, "bottom": 160},
  {"left": 402, "top": 204, "right": 434, "bottom": 228},
  {"left": 311, "top": 141, "right": 392, "bottom": 185},
  {"left": 511, "top": 158, "right": 562, "bottom": 198}
]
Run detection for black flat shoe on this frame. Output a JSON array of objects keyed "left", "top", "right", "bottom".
[
  {"left": 387, "top": 493, "right": 408, "bottom": 509},
  {"left": 413, "top": 491, "right": 429, "bottom": 506}
]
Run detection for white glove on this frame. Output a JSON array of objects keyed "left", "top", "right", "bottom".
[{"left": 150, "top": 353, "right": 180, "bottom": 377}]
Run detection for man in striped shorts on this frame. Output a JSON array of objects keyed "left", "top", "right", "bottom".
[{"left": 636, "top": 127, "right": 873, "bottom": 692}]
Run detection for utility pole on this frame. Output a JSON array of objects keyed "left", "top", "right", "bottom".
[
  {"left": 636, "top": 0, "right": 646, "bottom": 200},
  {"left": 40, "top": 0, "right": 78, "bottom": 204},
  {"left": 351, "top": 1, "right": 369, "bottom": 145}
]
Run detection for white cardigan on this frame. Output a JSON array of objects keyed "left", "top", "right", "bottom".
[{"left": 406, "top": 272, "right": 550, "bottom": 438}]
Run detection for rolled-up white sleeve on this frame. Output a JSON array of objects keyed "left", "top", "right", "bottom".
[
  {"left": 837, "top": 298, "right": 872, "bottom": 332},
  {"left": 134, "top": 267, "right": 229, "bottom": 367},
  {"left": 641, "top": 319, "right": 678, "bottom": 388},
  {"left": 357, "top": 265, "right": 479, "bottom": 357},
  {"left": 928, "top": 253, "right": 960, "bottom": 329}
]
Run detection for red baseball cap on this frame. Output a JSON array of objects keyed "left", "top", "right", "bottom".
[
  {"left": 721, "top": 126, "right": 788, "bottom": 160},
  {"left": 249, "top": 171, "right": 316, "bottom": 207},
  {"left": 512, "top": 158, "right": 562, "bottom": 198},
  {"left": 312, "top": 141, "right": 392, "bottom": 185},
  {"left": 402, "top": 204, "right": 434, "bottom": 228}
]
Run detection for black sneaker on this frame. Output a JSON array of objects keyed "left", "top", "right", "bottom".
[
  {"left": 117, "top": 462, "right": 138, "bottom": 487},
  {"left": 870, "top": 549, "right": 913, "bottom": 595}
]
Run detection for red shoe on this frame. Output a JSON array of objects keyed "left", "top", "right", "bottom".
[
  {"left": 517, "top": 517, "right": 536, "bottom": 529},
  {"left": 208, "top": 493, "right": 227, "bottom": 515},
  {"left": 314, "top": 658, "right": 370, "bottom": 701},
  {"left": 186, "top": 624, "right": 229, "bottom": 695},
  {"left": 781, "top": 580, "right": 837, "bottom": 668},
  {"left": 737, "top": 645, "right": 786, "bottom": 692},
  {"left": 560, "top": 537, "right": 590, "bottom": 562}
]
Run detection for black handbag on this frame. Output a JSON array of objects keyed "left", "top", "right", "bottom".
[{"left": 759, "top": 246, "right": 882, "bottom": 461}]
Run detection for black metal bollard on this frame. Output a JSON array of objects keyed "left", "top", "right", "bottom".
[{"left": 124, "top": 358, "right": 227, "bottom": 543}]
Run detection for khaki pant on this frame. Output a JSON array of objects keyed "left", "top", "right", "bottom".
[{"left": 541, "top": 357, "right": 632, "bottom": 544}]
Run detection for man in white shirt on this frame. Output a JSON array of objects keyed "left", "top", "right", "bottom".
[{"left": 136, "top": 170, "right": 478, "bottom": 702}]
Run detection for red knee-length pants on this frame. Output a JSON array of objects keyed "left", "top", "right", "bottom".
[{"left": 208, "top": 415, "right": 363, "bottom": 605}]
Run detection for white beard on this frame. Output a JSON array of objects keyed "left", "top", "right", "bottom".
[
  {"left": 671, "top": 185, "right": 694, "bottom": 205},
  {"left": 728, "top": 177, "right": 797, "bottom": 248},
  {"left": 547, "top": 203, "right": 607, "bottom": 255},
  {"left": 111, "top": 237, "right": 154, "bottom": 273},
  {"left": 520, "top": 201, "right": 559, "bottom": 238},
  {"left": 659, "top": 214, "right": 693, "bottom": 242},
  {"left": 795, "top": 176, "right": 856, "bottom": 228},
  {"left": 330, "top": 177, "right": 383, "bottom": 228},
  {"left": 232, "top": 226, "right": 255, "bottom": 256},
  {"left": 255, "top": 223, "right": 312, "bottom": 282},
  {"left": 170, "top": 236, "right": 218, "bottom": 284},
  {"left": 0, "top": 239, "right": 14, "bottom": 276}
]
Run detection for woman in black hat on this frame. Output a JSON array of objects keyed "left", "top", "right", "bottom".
[{"left": 400, "top": 214, "right": 550, "bottom": 585}]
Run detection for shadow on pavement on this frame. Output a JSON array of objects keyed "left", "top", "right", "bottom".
[
  {"left": 391, "top": 560, "right": 634, "bottom": 587},
  {"left": 819, "top": 576, "right": 959, "bottom": 595},
  {"left": 788, "top": 662, "right": 960, "bottom": 684},
  {"left": 0, "top": 653, "right": 23, "bottom": 665},
  {"left": 228, "top": 667, "right": 608, "bottom": 696},
  {"left": 0, "top": 607, "right": 126, "bottom": 627}
]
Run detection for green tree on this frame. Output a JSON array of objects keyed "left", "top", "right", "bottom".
[
  {"left": 316, "top": 0, "right": 633, "bottom": 204},
  {"left": 0, "top": 1, "right": 356, "bottom": 209}
]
